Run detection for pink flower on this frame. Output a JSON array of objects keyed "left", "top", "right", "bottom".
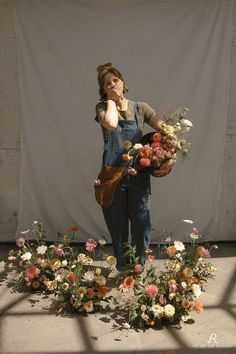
[
  {"left": 145, "top": 284, "right": 158, "bottom": 299},
  {"left": 16, "top": 237, "right": 25, "bottom": 247},
  {"left": 36, "top": 257, "right": 43, "bottom": 266},
  {"left": 152, "top": 132, "right": 162, "bottom": 143},
  {"left": 202, "top": 249, "right": 211, "bottom": 258},
  {"left": 25, "top": 266, "right": 39, "bottom": 281},
  {"left": 169, "top": 284, "right": 178, "bottom": 293},
  {"left": 134, "top": 264, "right": 142, "bottom": 272},
  {"left": 139, "top": 157, "right": 151, "bottom": 167},
  {"left": 55, "top": 247, "right": 65, "bottom": 257},
  {"left": 159, "top": 294, "right": 167, "bottom": 305},
  {"left": 85, "top": 238, "right": 97, "bottom": 252},
  {"left": 147, "top": 255, "right": 155, "bottom": 262}
]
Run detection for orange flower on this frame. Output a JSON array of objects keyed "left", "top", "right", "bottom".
[
  {"left": 195, "top": 246, "right": 206, "bottom": 257},
  {"left": 145, "top": 320, "right": 155, "bottom": 326},
  {"left": 120, "top": 276, "right": 135, "bottom": 291},
  {"left": 166, "top": 246, "right": 177, "bottom": 256},
  {"left": 186, "top": 276, "right": 199, "bottom": 286},
  {"left": 66, "top": 272, "right": 77, "bottom": 283},
  {"left": 194, "top": 301, "right": 203, "bottom": 314},
  {"left": 177, "top": 271, "right": 185, "bottom": 282},
  {"left": 182, "top": 267, "right": 193, "bottom": 278},
  {"left": 31, "top": 280, "right": 40, "bottom": 289},
  {"left": 68, "top": 226, "right": 79, "bottom": 233},
  {"left": 86, "top": 288, "right": 95, "bottom": 299},
  {"left": 122, "top": 153, "right": 132, "bottom": 161},
  {"left": 168, "top": 279, "right": 177, "bottom": 286},
  {"left": 96, "top": 286, "right": 108, "bottom": 298}
]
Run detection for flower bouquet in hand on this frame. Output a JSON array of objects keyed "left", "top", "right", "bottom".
[
  {"left": 117, "top": 220, "right": 217, "bottom": 329},
  {"left": 122, "top": 107, "right": 192, "bottom": 176}
]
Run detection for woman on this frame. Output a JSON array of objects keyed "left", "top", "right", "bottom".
[{"left": 95, "top": 63, "right": 175, "bottom": 269}]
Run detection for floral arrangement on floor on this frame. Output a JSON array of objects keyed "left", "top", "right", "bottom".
[
  {"left": 117, "top": 220, "right": 217, "bottom": 329},
  {"left": 1, "top": 219, "right": 217, "bottom": 326},
  {"left": 122, "top": 107, "right": 192, "bottom": 173},
  {"left": 4, "top": 221, "right": 116, "bottom": 313}
]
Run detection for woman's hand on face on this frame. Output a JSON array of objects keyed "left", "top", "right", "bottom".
[{"left": 106, "top": 81, "right": 124, "bottom": 101}]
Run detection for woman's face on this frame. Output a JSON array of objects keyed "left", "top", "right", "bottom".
[{"left": 103, "top": 73, "right": 123, "bottom": 95}]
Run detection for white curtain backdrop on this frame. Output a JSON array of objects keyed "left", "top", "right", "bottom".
[{"left": 13, "top": 0, "right": 233, "bottom": 242}]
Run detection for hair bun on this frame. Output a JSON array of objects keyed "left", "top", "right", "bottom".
[{"left": 96, "top": 62, "right": 113, "bottom": 73}]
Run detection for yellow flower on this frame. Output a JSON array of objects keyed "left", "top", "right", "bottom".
[
  {"left": 124, "top": 140, "right": 132, "bottom": 150},
  {"left": 83, "top": 300, "right": 94, "bottom": 313},
  {"left": 183, "top": 267, "right": 193, "bottom": 278},
  {"left": 48, "top": 258, "right": 61, "bottom": 271},
  {"left": 182, "top": 298, "right": 191, "bottom": 309},
  {"left": 106, "top": 256, "right": 117, "bottom": 266},
  {"left": 75, "top": 287, "right": 87, "bottom": 298},
  {"left": 45, "top": 280, "right": 57, "bottom": 291},
  {"left": 164, "top": 125, "right": 175, "bottom": 134},
  {"left": 62, "top": 283, "right": 70, "bottom": 291}
]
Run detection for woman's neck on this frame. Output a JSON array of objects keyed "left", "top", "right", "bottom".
[{"left": 116, "top": 97, "right": 128, "bottom": 111}]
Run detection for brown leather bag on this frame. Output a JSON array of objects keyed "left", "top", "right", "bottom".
[{"left": 94, "top": 165, "right": 127, "bottom": 207}]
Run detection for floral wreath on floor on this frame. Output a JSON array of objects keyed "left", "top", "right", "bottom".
[
  {"left": 117, "top": 219, "right": 217, "bottom": 328},
  {"left": 0, "top": 219, "right": 217, "bottom": 328},
  {"left": 2, "top": 221, "right": 116, "bottom": 314}
]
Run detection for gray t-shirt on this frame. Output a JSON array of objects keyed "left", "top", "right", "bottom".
[{"left": 95, "top": 100, "right": 156, "bottom": 129}]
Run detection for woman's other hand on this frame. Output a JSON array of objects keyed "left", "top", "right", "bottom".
[{"left": 152, "top": 157, "right": 176, "bottom": 177}]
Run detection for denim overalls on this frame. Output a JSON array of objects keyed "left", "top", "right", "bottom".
[{"left": 101, "top": 102, "right": 152, "bottom": 267}]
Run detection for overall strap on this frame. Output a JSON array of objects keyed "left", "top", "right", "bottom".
[{"left": 133, "top": 102, "right": 141, "bottom": 129}]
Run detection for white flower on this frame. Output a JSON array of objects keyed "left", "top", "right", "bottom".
[
  {"left": 33, "top": 220, "right": 38, "bottom": 225},
  {"left": 94, "top": 275, "right": 106, "bottom": 286},
  {"left": 77, "top": 253, "right": 87, "bottom": 263},
  {"left": 62, "top": 260, "right": 68, "bottom": 267},
  {"left": 152, "top": 304, "right": 164, "bottom": 317},
  {"left": 164, "top": 304, "right": 175, "bottom": 317},
  {"left": 98, "top": 238, "right": 107, "bottom": 246},
  {"left": 36, "top": 245, "right": 47, "bottom": 255},
  {"left": 174, "top": 241, "right": 185, "bottom": 251},
  {"left": 169, "top": 293, "right": 176, "bottom": 300},
  {"left": 95, "top": 268, "right": 101, "bottom": 275},
  {"left": 190, "top": 233, "right": 199, "bottom": 240},
  {"left": 83, "top": 271, "right": 95, "bottom": 282},
  {"left": 20, "top": 229, "right": 31, "bottom": 235},
  {"left": 0, "top": 261, "right": 6, "bottom": 273},
  {"left": 182, "top": 219, "right": 194, "bottom": 224},
  {"left": 55, "top": 274, "right": 63, "bottom": 282},
  {"left": 192, "top": 284, "right": 201, "bottom": 298},
  {"left": 123, "top": 322, "right": 131, "bottom": 329},
  {"left": 181, "top": 281, "right": 187, "bottom": 289},
  {"left": 21, "top": 252, "right": 32, "bottom": 261},
  {"left": 181, "top": 315, "right": 190, "bottom": 322},
  {"left": 133, "top": 143, "right": 143, "bottom": 149},
  {"left": 181, "top": 119, "right": 193, "bottom": 128}
]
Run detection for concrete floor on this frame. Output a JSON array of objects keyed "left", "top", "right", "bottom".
[{"left": 0, "top": 243, "right": 235, "bottom": 354}]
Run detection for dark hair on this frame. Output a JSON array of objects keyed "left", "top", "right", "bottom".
[{"left": 96, "top": 62, "right": 128, "bottom": 100}]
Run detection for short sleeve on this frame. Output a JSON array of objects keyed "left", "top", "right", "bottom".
[
  {"left": 95, "top": 101, "right": 107, "bottom": 122},
  {"left": 138, "top": 102, "right": 156, "bottom": 124}
]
